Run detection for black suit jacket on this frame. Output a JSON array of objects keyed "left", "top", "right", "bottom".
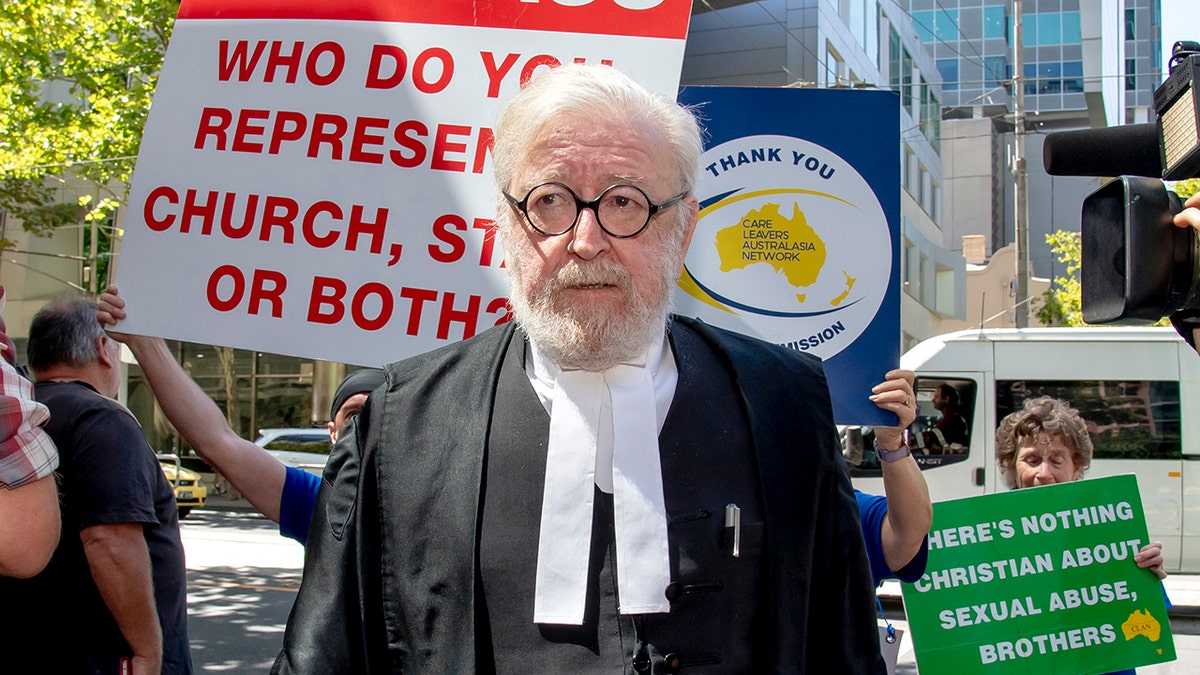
[{"left": 273, "top": 316, "right": 884, "bottom": 674}]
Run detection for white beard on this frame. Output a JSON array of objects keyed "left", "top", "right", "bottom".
[{"left": 504, "top": 227, "right": 683, "bottom": 371}]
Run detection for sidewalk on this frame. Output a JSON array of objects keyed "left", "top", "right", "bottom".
[
  {"left": 196, "top": 473, "right": 260, "bottom": 513},
  {"left": 1164, "top": 574, "right": 1200, "bottom": 615},
  {"left": 199, "top": 489, "right": 259, "bottom": 512}
]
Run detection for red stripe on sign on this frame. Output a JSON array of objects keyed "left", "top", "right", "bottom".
[{"left": 177, "top": 0, "right": 692, "bottom": 40}]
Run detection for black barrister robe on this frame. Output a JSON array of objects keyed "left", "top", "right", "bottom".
[{"left": 273, "top": 316, "right": 885, "bottom": 674}]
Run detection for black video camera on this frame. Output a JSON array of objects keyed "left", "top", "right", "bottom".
[{"left": 1043, "top": 41, "right": 1200, "bottom": 325}]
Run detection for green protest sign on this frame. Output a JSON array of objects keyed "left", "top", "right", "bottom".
[{"left": 901, "top": 475, "right": 1174, "bottom": 674}]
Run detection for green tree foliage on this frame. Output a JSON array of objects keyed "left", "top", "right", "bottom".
[
  {"left": 0, "top": 0, "right": 177, "bottom": 242},
  {"left": 1036, "top": 179, "right": 1197, "bottom": 327},
  {"left": 1169, "top": 177, "right": 1199, "bottom": 199},
  {"left": 1035, "top": 229, "right": 1084, "bottom": 326}
]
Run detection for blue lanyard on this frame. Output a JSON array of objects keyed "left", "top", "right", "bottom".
[{"left": 875, "top": 594, "right": 897, "bottom": 644}]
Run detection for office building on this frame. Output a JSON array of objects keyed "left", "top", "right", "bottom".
[{"left": 911, "top": 0, "right": 1161, "bottom": 282}]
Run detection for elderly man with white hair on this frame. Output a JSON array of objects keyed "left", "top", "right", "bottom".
[{"left": 275, "top": 64, "right": 901, "bottom": 674}]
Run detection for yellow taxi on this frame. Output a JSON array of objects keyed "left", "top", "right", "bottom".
[{"left": 160, "top": 462, "right": 207, "bottom": 518}]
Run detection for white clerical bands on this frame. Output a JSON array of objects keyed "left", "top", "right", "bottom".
[{"left": 533, "top": 344, "right": 673, "bottom": 624}]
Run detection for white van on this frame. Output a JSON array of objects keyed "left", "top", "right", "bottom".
[{"left": 847, "top": 327, "right": 1200, "bottom": 573}]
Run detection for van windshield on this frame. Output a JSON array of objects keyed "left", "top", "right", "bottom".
[{"left": 845, "top": 377, "right": 977, "bottom": 475}]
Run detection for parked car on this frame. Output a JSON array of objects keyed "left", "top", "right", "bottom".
[
  {"left": 254, "top": 428, "right": 332, "bottom": 476},
  {"left": 160, "top": 462, "right": 207, "bottom": 518}
]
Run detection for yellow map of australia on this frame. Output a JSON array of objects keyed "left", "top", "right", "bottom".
[
  {"left": 1121, "top": 608, "right": 1162, "bottom": 645},
  {"left": 715, "top": 201, "right": 855, "bottom": 306}
]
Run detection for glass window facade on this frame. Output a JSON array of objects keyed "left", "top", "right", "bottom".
[
  {"left": 923, "top": 2, "right": 1092, "bottom": 108},
  {"left": 923, "top": 84, "right": 941, "bottom": 154},
  {"left": 900, "top": 0, "right": 1159, "bottom": 110},
  {"left": 1061, "top": 11, "right": 1081, "bottom": 44},
  {"left": 937, "top": 58, "right": 959, "bottom": 90},
  {"left": 983, "top": 5, "right": 1006, "bottom": 39},
  {"left": 1038, "top": 62, "right": 1062, "bottom": 94},
  {"left": 935, "top": 8, "right": 958, "bottom": 41},
  {"left": 985, "top": 55, "right": 1009, "bottom": 87},
  {"left": 1063, "top": 60, "right": 1083, "bottom": 92},
  {"left": 127, "top": 341, "right": 330, "bottom": 458},
  {"left": 960, "top": 7, "right": 982, "bottom": 42},
  {"left": 1022, "top": 59, "right": 1083, "bottom": 96},
  {"left": 916, "top": 5, "right": 1008, "bottom": 44},
  {"left": 889, "top": 27, "right": 901, "bottom": 91},
  {"left": 912, "top": 10, "right": 935, "bottom": 43},
  {"left": 1037, "top": 12, "right": 1060, "bottom": 46},
  {"left": 1017, "top": 10, "right": 1080, "bottom": 47},
  {"left": 912, "top": 8, "right": 961, "bottom": 43}
]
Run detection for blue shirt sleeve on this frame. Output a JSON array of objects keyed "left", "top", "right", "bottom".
[
  {"left": 856, "top": 489, "right": 930, "bottom": 587},
  {"left": 279, "top": 466, "right": 322, "bottom": 546}
]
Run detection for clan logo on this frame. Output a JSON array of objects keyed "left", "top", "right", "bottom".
[{"left": 675, "top": 134, "right": 891, "bottom": 359}]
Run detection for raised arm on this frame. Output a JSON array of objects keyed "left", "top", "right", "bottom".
[
  {"left": 97, "top": 285, "right": 286, "bottom": 522},
  {"left": 869, "top": 369, "right": 933, "bottom": 576}
]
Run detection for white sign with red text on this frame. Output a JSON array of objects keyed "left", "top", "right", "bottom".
[{"left": 116, "top": 0, "right": 691, "bottom": 365}]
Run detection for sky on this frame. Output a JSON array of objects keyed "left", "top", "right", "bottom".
[{"left": 1159, "top": 0, "right": 1197, "bottom": 85}]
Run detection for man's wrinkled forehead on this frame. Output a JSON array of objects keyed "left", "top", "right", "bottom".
[
  {"left": 513, "top": 114, "right": 672, "bottom": 187},
  {"left": 519, "top": 165, "right": 651, "bottom": 190}
]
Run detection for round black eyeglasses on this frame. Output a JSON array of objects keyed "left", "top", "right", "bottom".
[{"left": 503, "top": 181, "right": 687, "bottom": 239}]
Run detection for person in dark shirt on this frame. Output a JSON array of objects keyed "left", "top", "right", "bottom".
[
  {"left": 2, "top": 297, "right": 191, "bottom": 674},
  {"left": 931, "top": 383, "right": 968, "bottom": 451}
]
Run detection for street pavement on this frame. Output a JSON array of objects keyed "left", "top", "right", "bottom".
[
  {"left": 182, "top": 504, "right": 303, "bottom": 672},
  {"left": 186, "top": 494, "right": 1200, "bottom": 673}
]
